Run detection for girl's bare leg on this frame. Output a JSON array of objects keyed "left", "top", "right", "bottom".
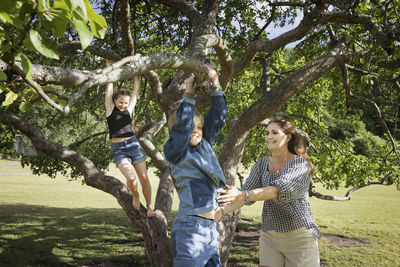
[
  {"left": 118, "top": 161, "right": 140, "bottom": 210},
  {"left": 134, "top": 161, "right": 156, "bottom": 217}
]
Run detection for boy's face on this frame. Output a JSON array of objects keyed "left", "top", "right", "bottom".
[{"left": 190, "top": 115, "right": 203, "bottom": 147}]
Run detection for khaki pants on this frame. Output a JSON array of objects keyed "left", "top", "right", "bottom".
[{"left": 259, "top": 227, "right": 320, "bottom": 267}]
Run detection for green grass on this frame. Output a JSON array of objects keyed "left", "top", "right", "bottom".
[
  {"left": 1, "top": 159, "right": 400, "bottom": 266},
  {"left": 309, "top": 185, "right": 400, "bottom": 267}
]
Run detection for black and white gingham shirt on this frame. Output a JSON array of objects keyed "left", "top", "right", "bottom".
[{"left": 242, "top": 156, "right": 321, "bottom": 238}]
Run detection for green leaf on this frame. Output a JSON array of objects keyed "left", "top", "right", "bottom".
[
  {"left": 0, "top": 83, "right": 6, "bottom": 93},
  {"left": 2, "top": 91, "right": 18, "bottom": 106},
  {"left": 53, "top": 0, "right": 70, "bottom": 14},
  {"left": 85, "top": 0, "right": 107, "bottom": 38},
  {"left": 71, "top": 18, "right": 93, "bottom": 50},
  {"left": 29, "top": 29, "right": 60, "bottom": 59},
  {"left": 19, "top": 1, "right": 35, "bottom": 23},
  {"left": 21, "top": 88, "right": 38, "bottom": 101},
  {"left": 40, "top": 8, "right": 68, "bottom": 38},
  {"left": 51, "top": 14, "right": 68, "bottom": 37},
  {"left": 20, "top": 53, "right": 32, "bottom": 79},
  {"left": 23, "top": 36, "right": 36, "bottom": 52},
  {"left": 0, "top": 0, "right": 18, "bottom": 12},
  {"left": 19, "top": 102, "right": 32, "bottom": 112},
  {"left": 0, "top": 1, "right": 24, "bottom": 27},
  {"left": 66, "top": 0, "right": 87, "bottom": 21},
  {"left": 0, "top": 70, "right": 7, "bottom": 81}
]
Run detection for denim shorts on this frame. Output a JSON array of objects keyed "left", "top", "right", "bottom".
[
  {"left": 110, "top": 136, "right": 146, "bottom": 166},
  {"left": 171, "top": 214, "right": 221, "bottom": 267}
]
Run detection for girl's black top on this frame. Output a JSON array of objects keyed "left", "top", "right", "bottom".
[{"left": 106, "top": 106, "right": 135, "bottom": 139}]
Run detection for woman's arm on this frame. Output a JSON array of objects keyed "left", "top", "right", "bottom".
[
  {"left": 215, "top": 185, "right": 278, "bottom": 221},
  {"left": 217, "top": 185, "right": 278, "bottom": 205}
]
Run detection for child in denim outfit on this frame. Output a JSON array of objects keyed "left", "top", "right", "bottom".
[
  {"left": 105, "top": 60, "right": 155, "bottom": 217},
  {"left": 164, "top": 67, "right": 227, "bottom": 267}
]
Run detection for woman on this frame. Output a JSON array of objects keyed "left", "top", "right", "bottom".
[{"left": 216, "top": 117, "right": 320, "bottom": 267}]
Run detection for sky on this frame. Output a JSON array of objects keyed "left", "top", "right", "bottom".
[
  {"left": 260, "top": 12, "right": 304, "bottom": 48},
  {"left": 252, "top": 2, "right": 304, "bottom": 48}
]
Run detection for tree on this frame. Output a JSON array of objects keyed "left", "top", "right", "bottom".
[{"left": 1, "top": 0, "right": 399, "bottom": 265}]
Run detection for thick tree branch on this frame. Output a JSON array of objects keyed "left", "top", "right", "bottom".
[
  {"left": 19, "top": 53, "right": 210, "bottom": 115},
  {"left": 58, "top": 42, "right": 165, "bottom": 108},
  {"left": 119, "top": 0, "right": 135, "bottom": 56},
  {"left": 201, "top": 0, "right": 219, "bottom": 34},
  {"left": 233, "top": 1, "right": 328, "bottom": 76},
  {"left": 309, "top": 179, "right": 388, "bottom": 201},
  {"left": 191, "top": 34, "right": 233, "bottom": 90},
  {"left": 240, "top": 42, "right": 349, "bottom": 132},
  {"left": 154, "top": 0, "right": 200, "bottom": 22}
]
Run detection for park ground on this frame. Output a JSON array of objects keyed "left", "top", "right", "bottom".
[{"left": 0, "top": 159, "right": 400, "bottom": 266}]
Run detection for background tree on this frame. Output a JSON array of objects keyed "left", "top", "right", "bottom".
[{"left": 1, "top": 0, "right": 399, "bottom": 265}]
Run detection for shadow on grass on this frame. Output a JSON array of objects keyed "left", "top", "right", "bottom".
[
  {"left": 0, "top": 204, "right": 148, "bottom": 266},
  {"left": 1, "top": 204, "right": 265, "bottom": 267},
  {"left": 227, "top": 218, "right": 261, "bottom": 267}
]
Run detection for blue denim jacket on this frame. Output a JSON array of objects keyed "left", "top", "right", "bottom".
[{"left": 164, "top": 90, "right": 227, "bottom": 215}]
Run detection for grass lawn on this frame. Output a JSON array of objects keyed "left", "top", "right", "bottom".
[{"left": 1, "top": 159, "right": 400, "bottom": 266}]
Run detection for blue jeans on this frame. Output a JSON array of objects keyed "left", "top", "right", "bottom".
[
  {"left": 110, "top": 136, "right": 146, "bottom": 166},
  {"left": 172, "top": 214, "right": 221, "bottom": 267}
]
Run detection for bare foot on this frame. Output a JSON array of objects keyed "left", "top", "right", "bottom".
[
  {"left": 132, "top": 193, "right": 140, "bottom": 210},
  {"left": 147, "top": 205, "right": 156, "bottom": 217}
]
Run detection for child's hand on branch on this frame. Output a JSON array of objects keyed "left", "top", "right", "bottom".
[
  {"left": 206, "top": 65, "right": 221, "bottom": 90},
  {"left": 105, "top": 58, "right": 112, "bottom": 67},
  {"left": 185, "top": 74, "right": 195, "bottom": 93}
]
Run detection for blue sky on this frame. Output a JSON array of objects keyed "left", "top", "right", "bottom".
[{"left": 262, "top": 13, "right": 303, "bottom": 48}]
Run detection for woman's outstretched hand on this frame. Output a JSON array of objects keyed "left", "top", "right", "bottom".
[{"left": 217, "top": 185, "right": 244, "bottom": 205}]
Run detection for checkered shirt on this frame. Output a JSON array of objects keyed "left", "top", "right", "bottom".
[{"left": 242, "top": 156, "right": 321, "bottom": 239}]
